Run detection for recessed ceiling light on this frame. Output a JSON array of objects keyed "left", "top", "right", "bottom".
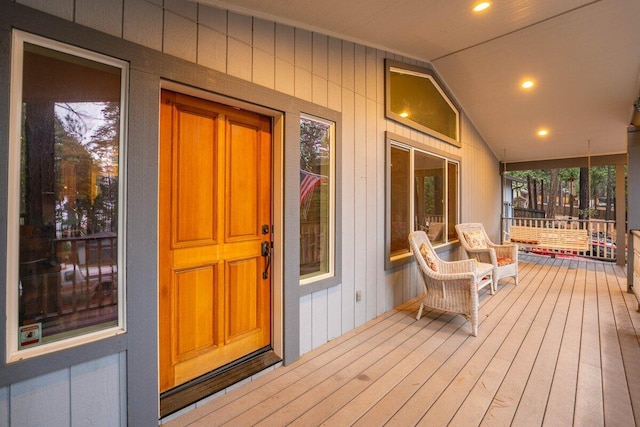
[
  {"left": 537, "top": 129, "right": 549, "bottom": 137},
  {"left": 473, "top": 2, "right": 491, "bottom": 12},
  {"left": 521, "top": 80, "right": 534, "bottom": 89},
  {"left": 399, "top": 111, "right": 409, "bottom": 118}
]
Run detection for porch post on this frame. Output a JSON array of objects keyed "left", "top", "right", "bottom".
[
  {"left": 627, "top": 126, "right": 640, "bottom": 291},
  {"left": 616, "top": 163, "right": 625, "bottom": 267}
]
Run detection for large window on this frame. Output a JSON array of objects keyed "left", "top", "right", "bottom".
[
  {"left": 300, "top": 115, "right": 335, "bottom": 284},
  {"left": 7, "top": 31, "right": 127, "bottom": 360},
  {"left": 386, "top": 133, "right": 460, "bottom": 269}
]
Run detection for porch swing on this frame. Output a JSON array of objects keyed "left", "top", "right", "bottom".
[{"left": 502, "top": 147, "right": 590, "bottom": 255}]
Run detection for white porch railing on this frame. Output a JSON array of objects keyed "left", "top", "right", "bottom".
[{"left": 502, "top": 217, "right": 617, "bottom": 261}]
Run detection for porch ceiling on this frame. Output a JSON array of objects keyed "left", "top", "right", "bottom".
[{"left": 194, "top": 0, "right": 640, "bottom": 163}]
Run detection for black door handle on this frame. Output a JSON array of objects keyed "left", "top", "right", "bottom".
[{"left": 261, "top": 241, "right": 271, "bottom": 279}]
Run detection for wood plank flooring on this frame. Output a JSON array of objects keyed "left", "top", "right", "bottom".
[{"left": 164, "top": 254, "right": 640, "bottom": 426}]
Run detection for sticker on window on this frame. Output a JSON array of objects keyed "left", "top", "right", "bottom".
[{"left": 19, "top": 323, "right": 42, "bottom": 349}]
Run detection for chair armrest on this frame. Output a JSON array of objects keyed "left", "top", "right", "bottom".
[
  {"left": 462, "top": 247, "right": 496, "bottom": 265},
  {"left": 439, "top": 258, "right": 476, "bottom": 275},
  {"left": 463, "top": 246, "right": 492, "bottom": 255},
  {"left": 492, "top": 244, "right": 517, "bottom": 260}
]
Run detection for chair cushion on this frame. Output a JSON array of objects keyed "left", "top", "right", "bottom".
[
  {"left": 497, "top": 256, "right": 513, "bottom": 266},
  {"left": 419, "top": 243, "right": 438, "bottom": 271},
  {"left": 464, "top": 229, "right": 487, "bottom": 249}
]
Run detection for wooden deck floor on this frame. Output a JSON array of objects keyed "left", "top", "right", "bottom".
[{"left": 164, "top": 254, "right": 640, "bottom": 426}]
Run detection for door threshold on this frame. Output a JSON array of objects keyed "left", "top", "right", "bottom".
[{"left": 160, "top": 348, "right": 281, "bottom": 418}]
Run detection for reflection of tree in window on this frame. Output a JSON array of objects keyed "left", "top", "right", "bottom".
[
  {"left": 300, "top": 118, "right": 329, "bottom": 172},
  {"left": 300, "top": 117, "right": 331, "bottom": 279},
  {"left": 54, "top": 102, "right": 119, "bottom": 237}
]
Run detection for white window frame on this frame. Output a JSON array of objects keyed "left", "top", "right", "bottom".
[
  {"left": 299, "top": 114, "right": 336, "bottom": 286},
  {"left": 6, "top": 30, "right": 128, "bottom": 362}
]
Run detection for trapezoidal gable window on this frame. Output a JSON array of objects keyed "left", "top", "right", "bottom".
[
  {"left": 385, "top": 132, "right": 460, "bottom": 269},
  {"left": 385, "top": 59, "right": 460, "bottom": 147},
  {"left": 7, "top": 31, "right": 128, "bottom": 361}
]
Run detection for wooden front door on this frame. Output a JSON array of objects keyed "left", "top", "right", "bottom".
[{"left": 159, "top": 90, "right": 272, "bottom": 393}]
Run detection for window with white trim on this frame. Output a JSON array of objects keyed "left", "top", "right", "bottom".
[
  {"left": 299, "top": 115, "right": 335, "bottom": 284},
  {"left": 7, "top": 31, "right": 127, "bottom": 360},
  {"left": 385, "top": 133, "right": 460, "bottom": 269}
]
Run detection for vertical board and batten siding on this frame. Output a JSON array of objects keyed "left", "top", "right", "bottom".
[
  {"left": 0, "top": 354, "right": 125, "bottom": 427},
  {"left": 1, "top": 0, "right": 501, "bottom": 424}
]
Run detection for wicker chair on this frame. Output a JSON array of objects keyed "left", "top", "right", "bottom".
[
  {"left": 455, "top": 223, "right": 519, "bottom": 292},
  {"left": 409, "top": 230, "right": 492, "bottom": 336}
]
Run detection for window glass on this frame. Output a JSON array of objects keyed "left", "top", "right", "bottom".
[
  {"left": 389, "top": 69, "right": 458, "bottom": 141},
  {"left": 8, "top": 32, "right": 127, "bottom": 357},
  {"left": 385, "top": 60, "right": 460, "bottom": 146},
  {"left": 414, "top": 152, "right": 445, "bottom": 245},
  {"left": 390, "top": 146, "right": 411, "bottom": 256},
  {"left": 300, "top": 115, "right": 335, "bottom": 283},
  {"left": 447, "top": 161, "right": 459, "bottom": 241}
]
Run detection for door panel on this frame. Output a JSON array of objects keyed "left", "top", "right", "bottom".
[
  {"left": 227, "top": 120, "right": 260, "bottom": 239},
  {"left": 226, "top": 258, "right": 260, "bottom": 339},
  {"left": 174, "top": 105, "right": 217, "bottom": 246},
  {"left": 159, "top": 90, "right": 272, "bottom": 393},
  {"left": 174, "top": 266, "right": 218, "bottom": 360}
]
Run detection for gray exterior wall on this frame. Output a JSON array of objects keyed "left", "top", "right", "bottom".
[{"left": 0, "top": 0, "right": 503, "bottom": 424}]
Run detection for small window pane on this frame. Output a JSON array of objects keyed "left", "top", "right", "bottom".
[
  {"left": 414, "top": 151, "right": 445, "bottom": 244},
  {"left": 10, "top": 34, "right": 126, "bottom": 353},
  {"left": 390, "top": 145, "right": 411, "bottom": 255},
  {"left": 300, "top": 116, "right": 334, "bottom": 282}
]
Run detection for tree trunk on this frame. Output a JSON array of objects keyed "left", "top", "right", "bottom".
[
  {"left": 605, "top": 165, "right": 612, "bottom": 220},
  {"left": 539, "top": 179, "right": 544, "bottom": 212},
  {"left": 547, "top": 169, "right": 558, "bottom": 218},
  {"left": 569, "top": 193, "right": 575, "bottom": 217},
  {"left": 568, "top": 178, "right": 575, "bottom": 217},
  {"left": 579, "top": 166, "right": 589, "bottom": 219}
]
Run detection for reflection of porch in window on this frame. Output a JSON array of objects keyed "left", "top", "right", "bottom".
[
  {"left": 20, "top": 234, "right": 118, "bottom": 340},
  {"left": 300, "top": 222, "right": 326, "bottom": 276},
  {"left": 300, "top": 171, "right": 329, "bottom": 276}
]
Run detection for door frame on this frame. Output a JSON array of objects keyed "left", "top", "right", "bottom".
[{"left": 158, "top": 80, "right": 285, "bottom": 372}]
